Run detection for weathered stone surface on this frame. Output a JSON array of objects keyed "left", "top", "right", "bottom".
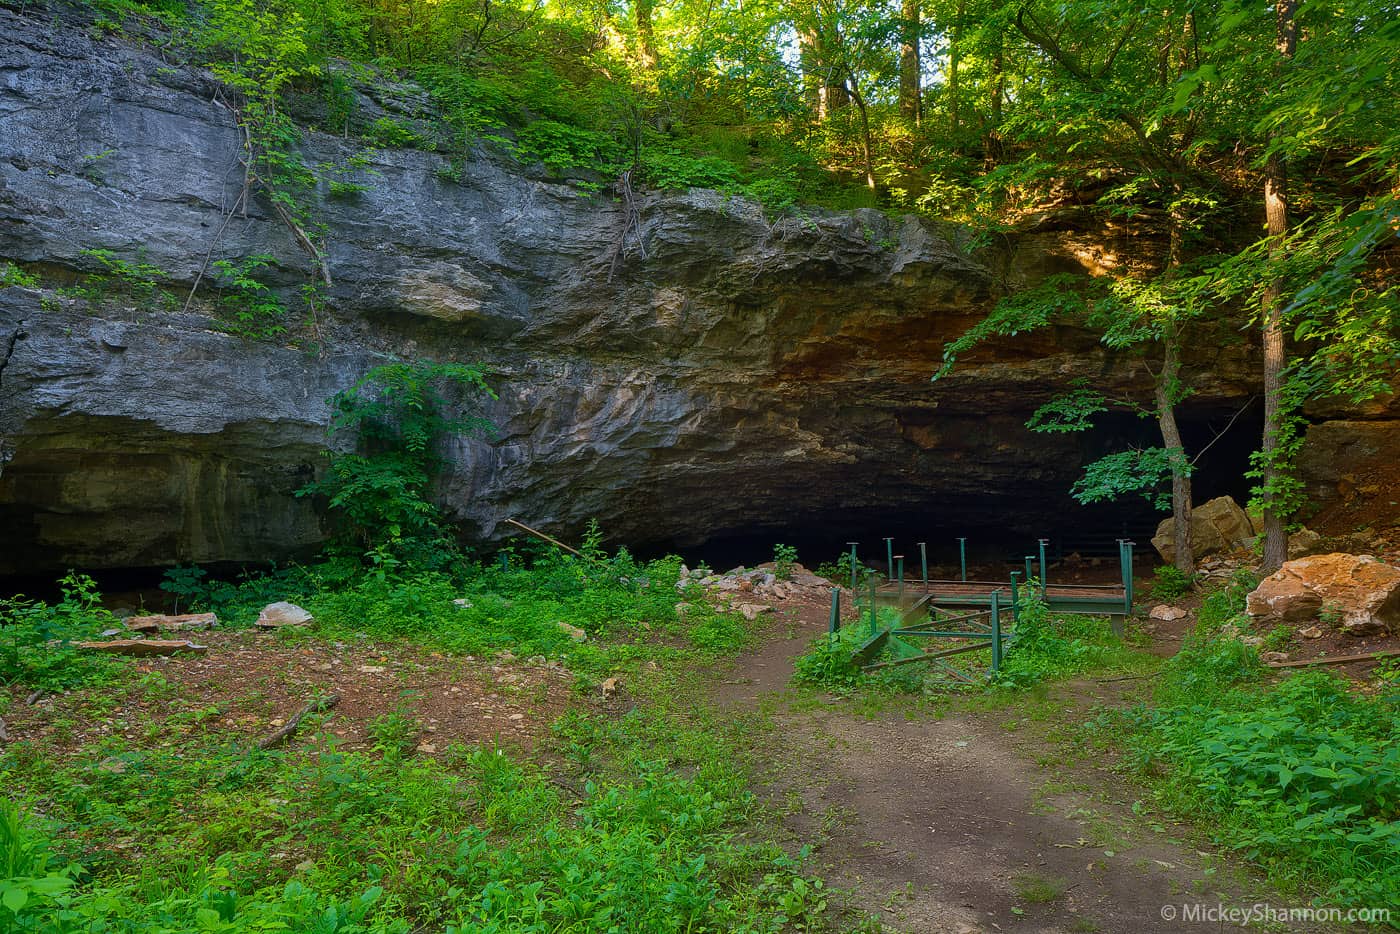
[
  {"left": 126, "top": 612, "right": 218, "bottom": 632},
  {"left": 1151, "top": 496, "right": 1257, "bottom": 565},
  {"left": 1149, "top": 605, "right": 1188, "bottom": 621},
  {"left": 0, "top": 8, "right": 1392, "bottom": 574},
  {"left": 1246, "top": 553, "right": 1400, "bottom": 636},
  {"left": 256, "top": 602, "right": 314, "bottom": 628},
  {"left": 1288, "top": 527, "right": 1324, "bottom": 559}
]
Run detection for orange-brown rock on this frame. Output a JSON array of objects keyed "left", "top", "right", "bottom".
[{"left": 1246, "top": 553, "right": 1400, "bottom": 636}]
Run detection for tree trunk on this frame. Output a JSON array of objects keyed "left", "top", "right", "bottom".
[
  {"left": 948, "top": 0, "right": 963, "bottom": 137},
  {"left": 635, "top": 0, "right": 658, "bottom": 70},
  {"left": 847, "top": 77, "right": 877, "bottom": 191},
  {"left": 799, "top": 28, "right": 822, "bottom": 112},
  {"left": 1260, "top": 0, "right": 1297, "bottom": 574},
  {"left": 899, "top": 0, "right": 921, "bottom": 126},
  {"left": 1156, "top": 319, "right": 1194, "bottom": 574},
  {"left": 986, "top": 33, "right": 1004, "bottom": 158}
]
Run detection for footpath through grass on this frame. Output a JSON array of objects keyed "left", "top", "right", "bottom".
[
  {"left": 791, "top": 574, "right": 1400, "bottom": 920},
  {"left": 0, "top": 546, "right": 857, "bottom": 933}
]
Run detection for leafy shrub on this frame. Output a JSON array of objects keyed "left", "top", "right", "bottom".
[
  {"left": 1151, "top": 564, "right": 1193, "bottom": 601},
  {"left": 792, "top": 634, "right": 863, "bottom": 690},
  {"left": 515, "top": 119, "right": 622, "bottom": 176},
  {"left": 364, "top": 116, "right": 422, "bottom": 149},
  {"left": 0, "top": 573, "right": 118, "bottom": 691},
  {"left": 1155, "top": 629, "right": 1261, "bottom": 708},
  {"left": 298, "top": 361, "right": 494, "bottom": 563},
  {"left": 0, "top": 262, "right": 39, "bottom": 289},
  {"left": 1128, "top": 670, "right": 1400, "bottom": 907},
  {"left": 772, "top": 543, "right": 797, "bottom": 581},
  {"left": 992, "top": 598, "right": 1137, "bottom": 689},
  {"left": 741, "top": 175, "right": 799, "bottom": 213},
  {"left": 641, "top": 150, "right": 742, "bottom": 190}
]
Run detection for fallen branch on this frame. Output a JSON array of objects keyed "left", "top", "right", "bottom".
[
  {"left": 1266, "top": 649, "right": 1400, "bottom": 670},
  {"left": 77, "top": 639, "right": 207, "bottom": 656},
  {"left": 257, "top": 693, "right": 341, "bottom": 750},
  {"left": 503, "top": 517, "right": 586, "bottom": 559}
]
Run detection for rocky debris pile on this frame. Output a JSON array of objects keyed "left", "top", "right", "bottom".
[
  {"left": 1247, "top": 552, "right": 1400, "bottom": 637},
  {"left": 680, "top": 562, "right": 837, "bottom": 618}
]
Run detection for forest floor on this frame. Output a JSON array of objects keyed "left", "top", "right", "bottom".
[{"left": 710, "top": 587, "right": 1352, "bottom": 933}]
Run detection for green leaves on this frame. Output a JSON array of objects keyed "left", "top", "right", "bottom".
[
  {"left": 1025, "top": 389, "right": 1109, "bottom": 434},
  {"left": 1070, "top": 447, "right": 1186, "bottom": 511},
  {"left": 302, "top": 362, "right": 496, "bottom": 564}
]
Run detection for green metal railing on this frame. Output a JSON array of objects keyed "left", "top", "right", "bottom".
[{"left": 832, "top": 536, "right": 1138, "bottom": 682}]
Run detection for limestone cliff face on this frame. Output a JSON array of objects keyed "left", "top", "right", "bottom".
[{"left": 0, "top": 8, "right": 1388, "bottom": 575}]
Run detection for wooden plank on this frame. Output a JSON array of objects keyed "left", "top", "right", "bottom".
[
  {"left": 125, "top": 612, "right": 218, "bottom": 632},
  {"left": 77, "top": 639, "right": 207, "bottom": 656},
  {"left": 1266, "top": 649, "right": 1400, "bottom": 669}
]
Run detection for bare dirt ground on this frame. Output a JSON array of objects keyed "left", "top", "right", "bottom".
[
  {"left": 712, "top": 589, "right": 1348, "bottom": 934},
  {"left": 5, "top": 630, "right": 574, "bottom": 758}
]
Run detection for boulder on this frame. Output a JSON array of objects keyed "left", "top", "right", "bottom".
[
  {"left": 1287, "top": 527, "right": 1324, "bottom": 559},
  {"left": 256, "top": 602, "right": 314, "bottom": 628},
  {"left": 1152, "top": 496, "right": 1256, "bottom": 565},
  {"left": 1246, "top": 553, "right": 1400, "bottom": 636}
]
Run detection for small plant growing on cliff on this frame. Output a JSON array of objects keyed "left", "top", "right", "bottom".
[
  {"left": 299, "top": 362, "right": 495, "bottom": 566},
  {"left": 0, "top": 262, "right": 39, "bottom": 289},
  {"left": 212, "top": 255, "right": 287, "bottom": 339}
]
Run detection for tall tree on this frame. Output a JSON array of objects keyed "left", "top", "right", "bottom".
[
  {"left": 1258, "top": 0, "right": 1298, "bottom": 573},
  {"left": 635, "top": 0, "right": 659, "bottom": 70},
  {"left": 899, "top": 0, "right": 921, "bottom": 126}
]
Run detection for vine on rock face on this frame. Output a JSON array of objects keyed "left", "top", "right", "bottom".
[{"left": 297, "top": 362, "right": 496, "bottom": 569}]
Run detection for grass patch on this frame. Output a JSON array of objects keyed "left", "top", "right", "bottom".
[
  {"left": 1011, "top": 871, "right": 1067, "bottom": 903},
  {"left": 0, "top": 552, "right": 851, "bottom": 932}
]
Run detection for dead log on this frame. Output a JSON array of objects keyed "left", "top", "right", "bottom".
[
  {"left": 257, "top": 694, "right": 341, "bottom": 750},
  {"left": 1265, "top": 648, "right": 1400, "bottom": 669},
  {"left": 125, "top": 612, "right": 219, "bottom": 633},
  {"left": 76, "top": 639, "right": 207, "bottom": 656}
]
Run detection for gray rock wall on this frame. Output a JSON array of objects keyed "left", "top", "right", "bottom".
[{"left": 1, "top": 6, "right": 1384, "bottom": 575}]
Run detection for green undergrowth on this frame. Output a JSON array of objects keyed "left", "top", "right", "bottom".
[
  {"left": 1, "top": 713, "right": 831, "bottom": 931},
  {"left": 159, "top": 546, "right": 749, "bottom": 677},
  {"left": 1082, "top": 574, "right": 1400, "bottom": 915},
  {"left": 0, "top": 550, "right": 849, "bottom": 932}
]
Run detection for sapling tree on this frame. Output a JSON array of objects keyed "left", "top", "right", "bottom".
[{"left": 298, "top": 362, "right": 496, "bottom": 567}]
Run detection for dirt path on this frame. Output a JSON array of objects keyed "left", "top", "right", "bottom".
[{"left": 712, "top": 594, "right": 1343, "bottom": 933}]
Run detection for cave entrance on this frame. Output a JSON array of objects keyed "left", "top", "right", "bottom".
[{"left": 660, "top": 400, "right": 1263, "bottom": 577}]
